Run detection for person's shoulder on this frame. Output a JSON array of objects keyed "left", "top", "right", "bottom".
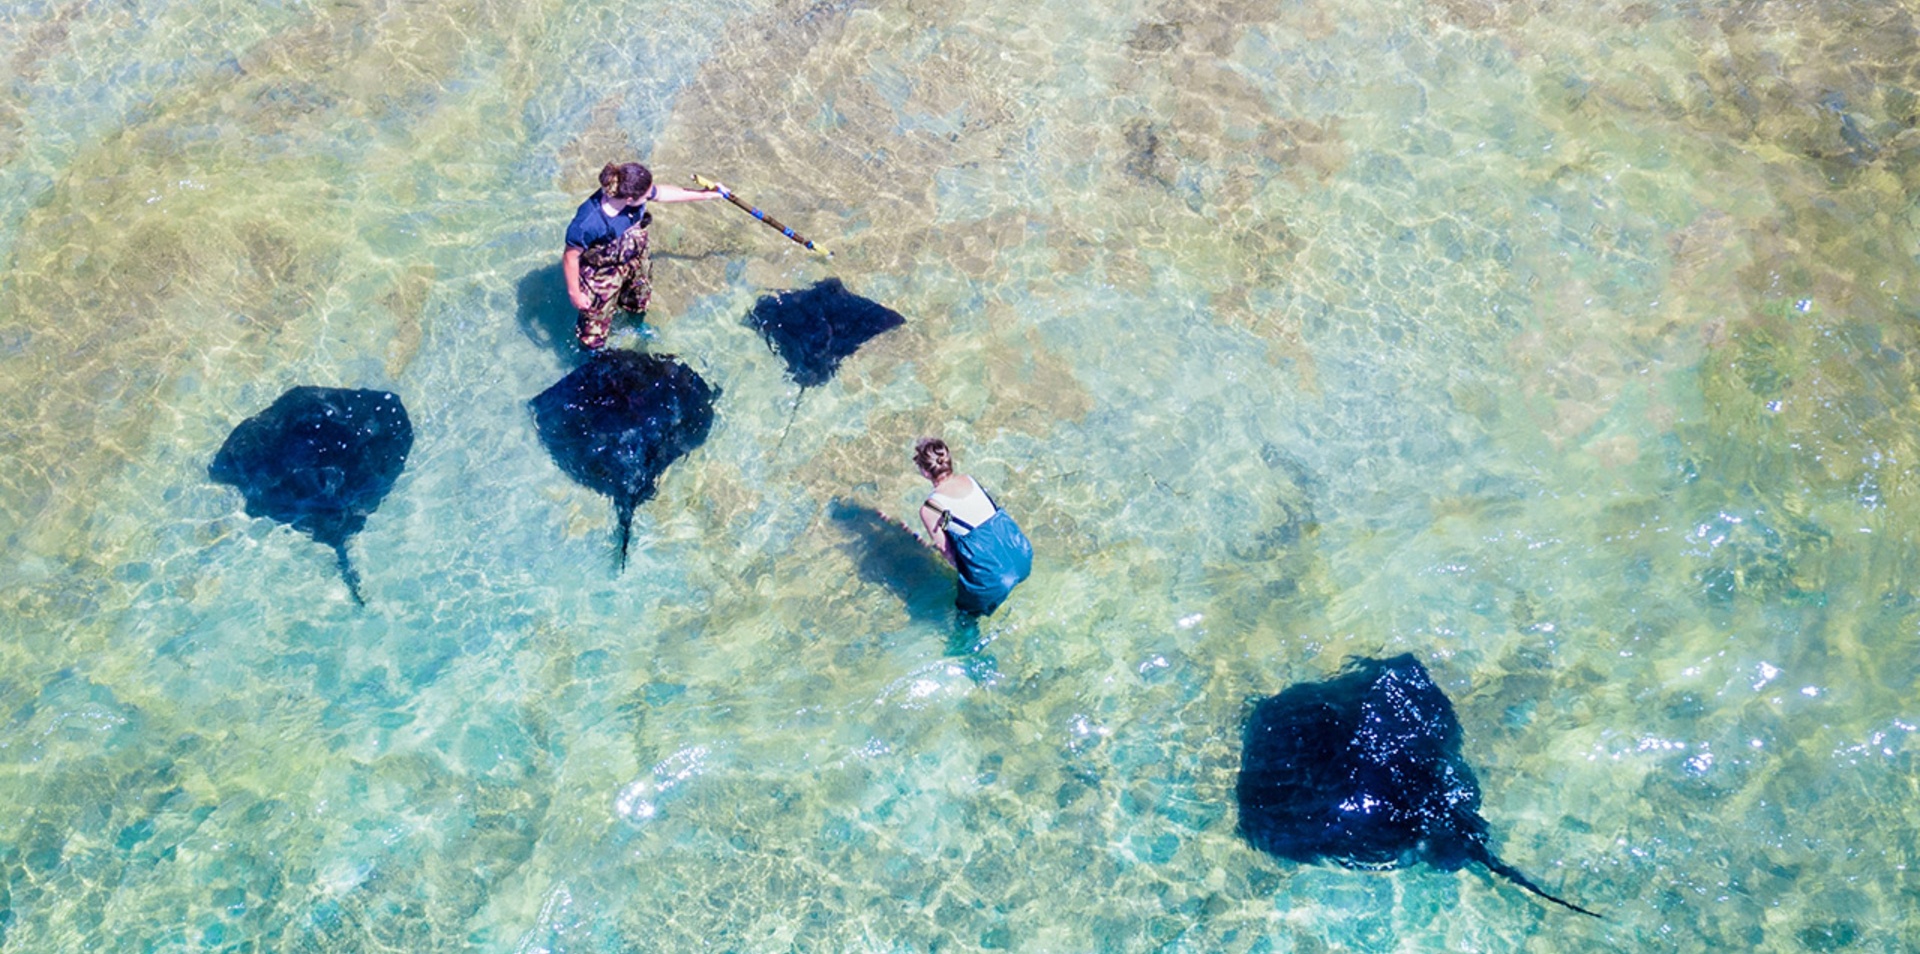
[
  {"left": 569, "top": 193, "right": 604, "bottom": 220},
  {"left": 564, "top": 195, "right": 608, "bottom": 247}
]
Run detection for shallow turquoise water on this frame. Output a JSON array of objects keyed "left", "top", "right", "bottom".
[{"left": 4, "top": 0, "right": 1920, "bottom": 949}]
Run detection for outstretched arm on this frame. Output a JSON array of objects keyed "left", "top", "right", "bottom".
[{"left": 650, "top": 183, "right": 726, "bottom": 203}]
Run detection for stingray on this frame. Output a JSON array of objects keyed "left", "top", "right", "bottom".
[
  {"left": 826, "top": 498, "right": 956, "bottom": 626},
  {"left": 209, "top": 386, "right": 413, "bottom": 605},
  {"left": 747, "top": 278, "right": 905, "bottom": 388},
  {"left": 1236, "top": 654, "right": 1600, "bottom": 918},
  {"left": 530, "top": 349, "right": 717, "bottom": 569},
  {"left": 746, "top": 278, "right": 904, "bottom": 443},
  {"left": 825, "top": 498, "right": 1000, "bottom": 678}
]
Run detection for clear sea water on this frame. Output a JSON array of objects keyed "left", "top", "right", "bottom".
[{"left": 4, "top": 0, "right": 1920, "bottom": 949}]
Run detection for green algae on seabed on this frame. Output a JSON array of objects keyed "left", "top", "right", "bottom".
[{"left": 5, "top": 0, "right": 1920, "bottom": 949}]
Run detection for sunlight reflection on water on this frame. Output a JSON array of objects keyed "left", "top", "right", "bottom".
[{"left": 3, "top": 0, "right": 1920, "bottom": 949}]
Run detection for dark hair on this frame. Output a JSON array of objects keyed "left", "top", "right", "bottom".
[
  {"left": 599, "top": 162, "right": 654, "bottom": 200},
  {"left": 914, "top": 438, "right": 952, "bottom": 480}
]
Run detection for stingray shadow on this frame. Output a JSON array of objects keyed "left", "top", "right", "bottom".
[{"left": 515, "top": 263, "right": 592, "bottom": 365}]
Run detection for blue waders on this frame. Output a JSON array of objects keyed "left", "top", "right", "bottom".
[{"left": 931, "top": 487, "right": 1033, "bottom": 616}]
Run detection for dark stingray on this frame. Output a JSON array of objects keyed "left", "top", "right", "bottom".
[
  {"left": 746, "top": 278, "right": 904, "bottom": 388},
  {"left": 826, "top": 498, "right": 956, "bottom": 626},
  {"left": 529, "top": 349, "right": 717, "bottom": 569},
  {"left": 1236, "top": 654, "right": 1600, "bottom": 917},
  {"left": 209, "top": 386, "right": 413, "bottom": 604}
]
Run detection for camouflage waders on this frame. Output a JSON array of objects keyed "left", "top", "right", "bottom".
[{"left": 575, "top": 216, "right": 652, "bottom": 350}]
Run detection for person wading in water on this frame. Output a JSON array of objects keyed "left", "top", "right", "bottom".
[
  {"left": 914, "top": 437, "right": 1033, "bottom": 618},
  {"left": 562, "top": 162, "right": 725, "bottom": 351}
]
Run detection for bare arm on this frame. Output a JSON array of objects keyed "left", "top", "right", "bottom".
[
  {"left": 562, "top": 246, "right": 588, "bottom": 310},
  {"left": 920, "top": 503, "right": 954, "bottom": 565},
  {"left": 649, "top": 183, "right": 726, "bottom": 204}
]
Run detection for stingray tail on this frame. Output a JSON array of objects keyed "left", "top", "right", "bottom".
[
  {"left": 615, "top": 499, "right": 636, "bottom": 573},
  {"left": 1475, "top": 844, "right": 1602, "bottom": 918},
  {"left": 774, "top": 387, "right": 808, "bottom": 454},
  {"left": 333, "top": 542, "right": 366, "bottom": 607}
]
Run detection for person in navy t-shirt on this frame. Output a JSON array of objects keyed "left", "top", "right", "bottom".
[{"left": 563, "top": 162, "right": 725, "bottom": 350}]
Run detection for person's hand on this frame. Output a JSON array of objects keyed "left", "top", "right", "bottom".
[
  {"left": 885, "top": 513, "right": 923, "bottom": 542},
  {"left": 568, "top": 288, "right": 591, "bottom": 311}
]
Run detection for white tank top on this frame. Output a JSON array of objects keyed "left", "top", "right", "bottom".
[{"left": 927, "top": 476, "right": 997, "bottom": 534}]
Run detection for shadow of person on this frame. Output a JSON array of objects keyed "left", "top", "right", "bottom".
[{"left": 515, "top": 262, "right": 593, "bottom": 365}]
